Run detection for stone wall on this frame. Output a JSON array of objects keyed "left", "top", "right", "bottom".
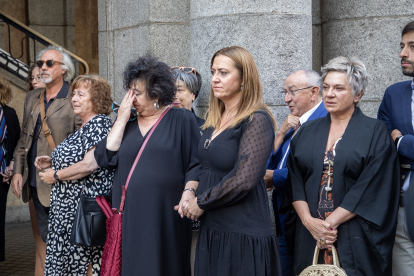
[
  {"left": 98, "top": 0, "right": 190, "bottom": 102},
  {"left": 320, "top": 0, "right": 414, "bottom": 118}
]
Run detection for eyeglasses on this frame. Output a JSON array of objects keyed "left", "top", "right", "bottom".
[
  {"left": 35, "top": 60, "right": 65, "bottom": 68},
  {"left": 171, "top": 66, "right": 197, "bottom": 75},
  {"left": 28, "top": 75, "right": 41, "bottom": 83},
  {"left": 281, "top": 86, "right": 313, "bottom": 97},
  {"left": 112, "top": 102, "right": 137, "bottom": 121}
]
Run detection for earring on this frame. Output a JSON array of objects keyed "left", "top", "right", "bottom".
[
  {"left": 241, "top": 85, "right": 243, "bottom": 90},
  {"left": 154, "top": 101, "right": 160, "bottom": 110}
]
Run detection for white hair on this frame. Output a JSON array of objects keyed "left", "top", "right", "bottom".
[
  {"left": 36, "top": 45, "right": 75, "bottom": 83},
  {"left": 321, "top": 56, "right": 369, "bottom": 99}
]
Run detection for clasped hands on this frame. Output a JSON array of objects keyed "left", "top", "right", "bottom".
[
  {"left": 174, "top": 191, "right": 204, "bottom": 221},
  {"left": 34, "top": 155, "right": 56, "bottom": 184},
  {"left": 304, "top": 216, "right": 338, "bottom": 250}
]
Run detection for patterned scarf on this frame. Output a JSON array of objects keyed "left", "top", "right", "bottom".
[{"left": 0, "top": 106, "right": 8, "bottom": 173}]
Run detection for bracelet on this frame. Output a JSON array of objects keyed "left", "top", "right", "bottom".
[
  {"left": 183, "top": 188, "right": 196, "bottom": 196},
  {"left": 53, "top": 170, "right": 60, "bottom": 181}
]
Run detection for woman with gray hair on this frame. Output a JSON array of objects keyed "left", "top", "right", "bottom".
[
  {"left": 285, "top": 56, "right": 399, "bottom": 275},
  {"left": 171, "top": 67, "right": 204, "bottom": 128}
]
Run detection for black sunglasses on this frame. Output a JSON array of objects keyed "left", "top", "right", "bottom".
[{"left": 36, "top": 60, "right": 65, "bottom": 68}]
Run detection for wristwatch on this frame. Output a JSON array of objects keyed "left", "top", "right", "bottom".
[
  {"left": 395, "top": 136, "right": 403, "bottom": 148},
  {"left": 53, "top": 171, "right": 60, "bottom": 181}
]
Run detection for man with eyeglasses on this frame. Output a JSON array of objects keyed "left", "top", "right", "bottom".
[
  {"left": 264, "top": 69, "right": 327, "bottom": 276},
  {"left": 378, "top": 21, "right": 414, "bottom": 276},
  {"left": 11, "top": 45, "right": 81, "bottom": 276}
]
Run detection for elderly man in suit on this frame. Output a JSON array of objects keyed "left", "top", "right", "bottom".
[
  {"left": 265, "top": 69, "right": 328, "bottom": 276},
  {"left": 378, "top": 21, "right": 414, "bottom": 276},
  {"left": 11, "top": 46, "right": 81, "bottom": 276}
]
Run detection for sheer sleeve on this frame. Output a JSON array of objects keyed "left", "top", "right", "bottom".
[{"left": 197, "top": 111, "right": 274, "bottom": 210}]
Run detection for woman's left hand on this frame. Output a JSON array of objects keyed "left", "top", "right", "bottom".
[
  {"left": 39, "top": 168, "right": 57, "bottom": 184},
  {"left": 174, "top": 190, "right": 195, "bottom": 218},
  {"left": 1, "top": 161, "right": 14, "bottom": 183},
  {"left": 186, "top": 197, "right": 204, "bottom": 221}
]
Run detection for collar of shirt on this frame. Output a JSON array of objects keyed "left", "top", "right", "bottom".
[
  {"left": 411, "top": 78, "right": 414, "bottom": 91},
  {"left": 299, "top": 100, "right": 322, "bottom": 126},
  {"left": 36, "top": 82, "right": 70, "bottom": 99}
]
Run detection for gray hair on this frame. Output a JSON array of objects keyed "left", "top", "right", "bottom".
[
  {"left": 321, "top": 56, "right": 368, "bottom": 101},
  {"left": 302, "top": 70, "right": 322, "bottom": 96},
  {"left": 36, "top": 45, "right": 75, "bottom": 83},
  {"left": 171, "top": 68, "right": 202, "bottom": 99}
]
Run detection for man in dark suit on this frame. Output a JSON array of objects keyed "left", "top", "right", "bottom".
[
  {"left": 265, "top": 69, "right": 328, "bottom": 276},
  {"left": 378, "top": 21, "right": 414, "bottom": 275},
  {"left": 10, "top": 46, "right": 81, "bottom": 276}
]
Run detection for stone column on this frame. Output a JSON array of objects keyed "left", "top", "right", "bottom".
[
  {"left": 312, "top": 0, "right": 322, "bottom": 73},
  {"left": 190, "top": 0, "right": 313, "bottom": 126},
  {"left": 321, "top": 1, "right": 414, "bottom": 118},
  {"left": 98, "top": 0, "right": 190, "bottom": 102},
  {"left": 28, "top": 0, "right": 75, "bottom": 60}
]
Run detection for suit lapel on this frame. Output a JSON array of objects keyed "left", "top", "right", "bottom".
[
  {"left": 402, "top": 83, "right": 414, "bottom": 135},
  {"left": 307, "top": 102, "right": 327, "bottom": 122},
  {"left": 47, "top": 97, "right": 68, "bottom": 118}
]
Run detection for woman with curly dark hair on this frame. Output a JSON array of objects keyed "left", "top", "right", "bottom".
[{"left": 94, "top": 55, "right": 200, "bottom": 276}]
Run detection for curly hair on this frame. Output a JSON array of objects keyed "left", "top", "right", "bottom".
[
  {"left": 0, "top": 72, "right": 13, "bottom": 106},
  {"left": 123, "top": 55, "right": 175, "bottom": 107},
  {"left": 70, "top": 74, "right": 113, "bottom": 115}
]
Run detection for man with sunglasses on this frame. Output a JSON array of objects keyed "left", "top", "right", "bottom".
[
  {"left": 11, "top": 45, "right": 81, "bottom": 276},
  {"left": 264, "top": 70, "right": 327, "bottom": 276}
]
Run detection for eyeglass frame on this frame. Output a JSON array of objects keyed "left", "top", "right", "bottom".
[
  {"left": 28, "top": 74, "right": 41, "bottom": 83},
  {"left": 35, "top": 60, "right": 65, "bottom": 68},
  {"left": 170, "top": 66, "right": 197, "bottom": 75},
  {"left": 281, "top": 85, "right": 314, "bottom": 97}
]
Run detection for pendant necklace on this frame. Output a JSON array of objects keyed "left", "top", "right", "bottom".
[
  {"left": 204, "top": 105, "right": 237, "bottom": 150},
  {"left": 325, "top": 160, "right": 334, "bottom": 191}
]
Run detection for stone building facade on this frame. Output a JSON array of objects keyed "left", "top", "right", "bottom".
[
  {"left": 99, "top": 0, "right": 414, "bottom": 127},
  {"left": 1, "top": 0, "right": 414, "bottom": 222}
]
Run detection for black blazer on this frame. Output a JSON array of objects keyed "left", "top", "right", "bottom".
[{"left": 3, "top": 105, "right": 20, "bottom": 166}]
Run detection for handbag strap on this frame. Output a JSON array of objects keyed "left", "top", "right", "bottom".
[
  {"left": 39, "top": 89, "right": 57, "bottom": 151},
  {"left": 312, "top": 245, "right": 340, "bottom": 267},
  {"left": 119, "top": 106, "right": 171, "bottom": 212}
]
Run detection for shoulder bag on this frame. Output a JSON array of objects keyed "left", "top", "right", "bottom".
[
  {"left": 97, "top": 107, "right": 170, "bottom": 276},
  {"left": 69, "top": 182, "right": 111, "bottom": 247},
  {"left": 299, "top": 245, "right": 347, "bottom": 276}
]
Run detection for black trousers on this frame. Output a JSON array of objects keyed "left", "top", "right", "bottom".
[
  {"left": 30, "top": 186, "right": 50, "bottom": 242},
  {"left": 0, "top": 177, "right": 9, "bottom": 262}
]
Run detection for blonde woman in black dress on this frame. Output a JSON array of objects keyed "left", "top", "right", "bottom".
[{"left": 178, "top": 46, "right": 282, "bottom": 276}]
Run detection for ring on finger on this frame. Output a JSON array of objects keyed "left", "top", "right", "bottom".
[{"left": 320, "top": 238, "right": 326, "bottom": 245}]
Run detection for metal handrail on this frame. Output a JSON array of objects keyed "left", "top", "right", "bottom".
[{"left": 0, "top": 10, "right": 89, "bottom": 79}]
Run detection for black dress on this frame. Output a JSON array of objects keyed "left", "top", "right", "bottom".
[
  {"left": 195, "top": 111, "right": 282, "bottom": 276},
  {"left": 95, "top": 108, "right": 200, "bottom": 276}
]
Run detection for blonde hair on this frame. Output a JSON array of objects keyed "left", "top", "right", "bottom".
[
  {"left": 203, "top": 46, "right": 277, "bottom": 131},
  {"left": 0, "top": 72, "right": 13, "bottom": 105}
]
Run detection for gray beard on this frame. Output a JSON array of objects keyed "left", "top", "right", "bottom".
[{"left": 41, "top": 75, "right": 52, "bottom": 84}]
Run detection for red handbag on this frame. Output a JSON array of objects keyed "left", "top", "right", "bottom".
[{"left": 96, "top": 107, "right": 171, "bottom": 276}]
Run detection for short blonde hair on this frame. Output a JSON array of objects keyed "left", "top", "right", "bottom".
[
  {"left": 0, "top": 72, "right": 13, "bottom": 105},
  {"left": 203, "top": 46, "right": 277, "bottom": 131}
]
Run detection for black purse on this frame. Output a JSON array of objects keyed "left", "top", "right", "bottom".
[{"left": 69, "top": 185, "right": 111, "bottom": 247}]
